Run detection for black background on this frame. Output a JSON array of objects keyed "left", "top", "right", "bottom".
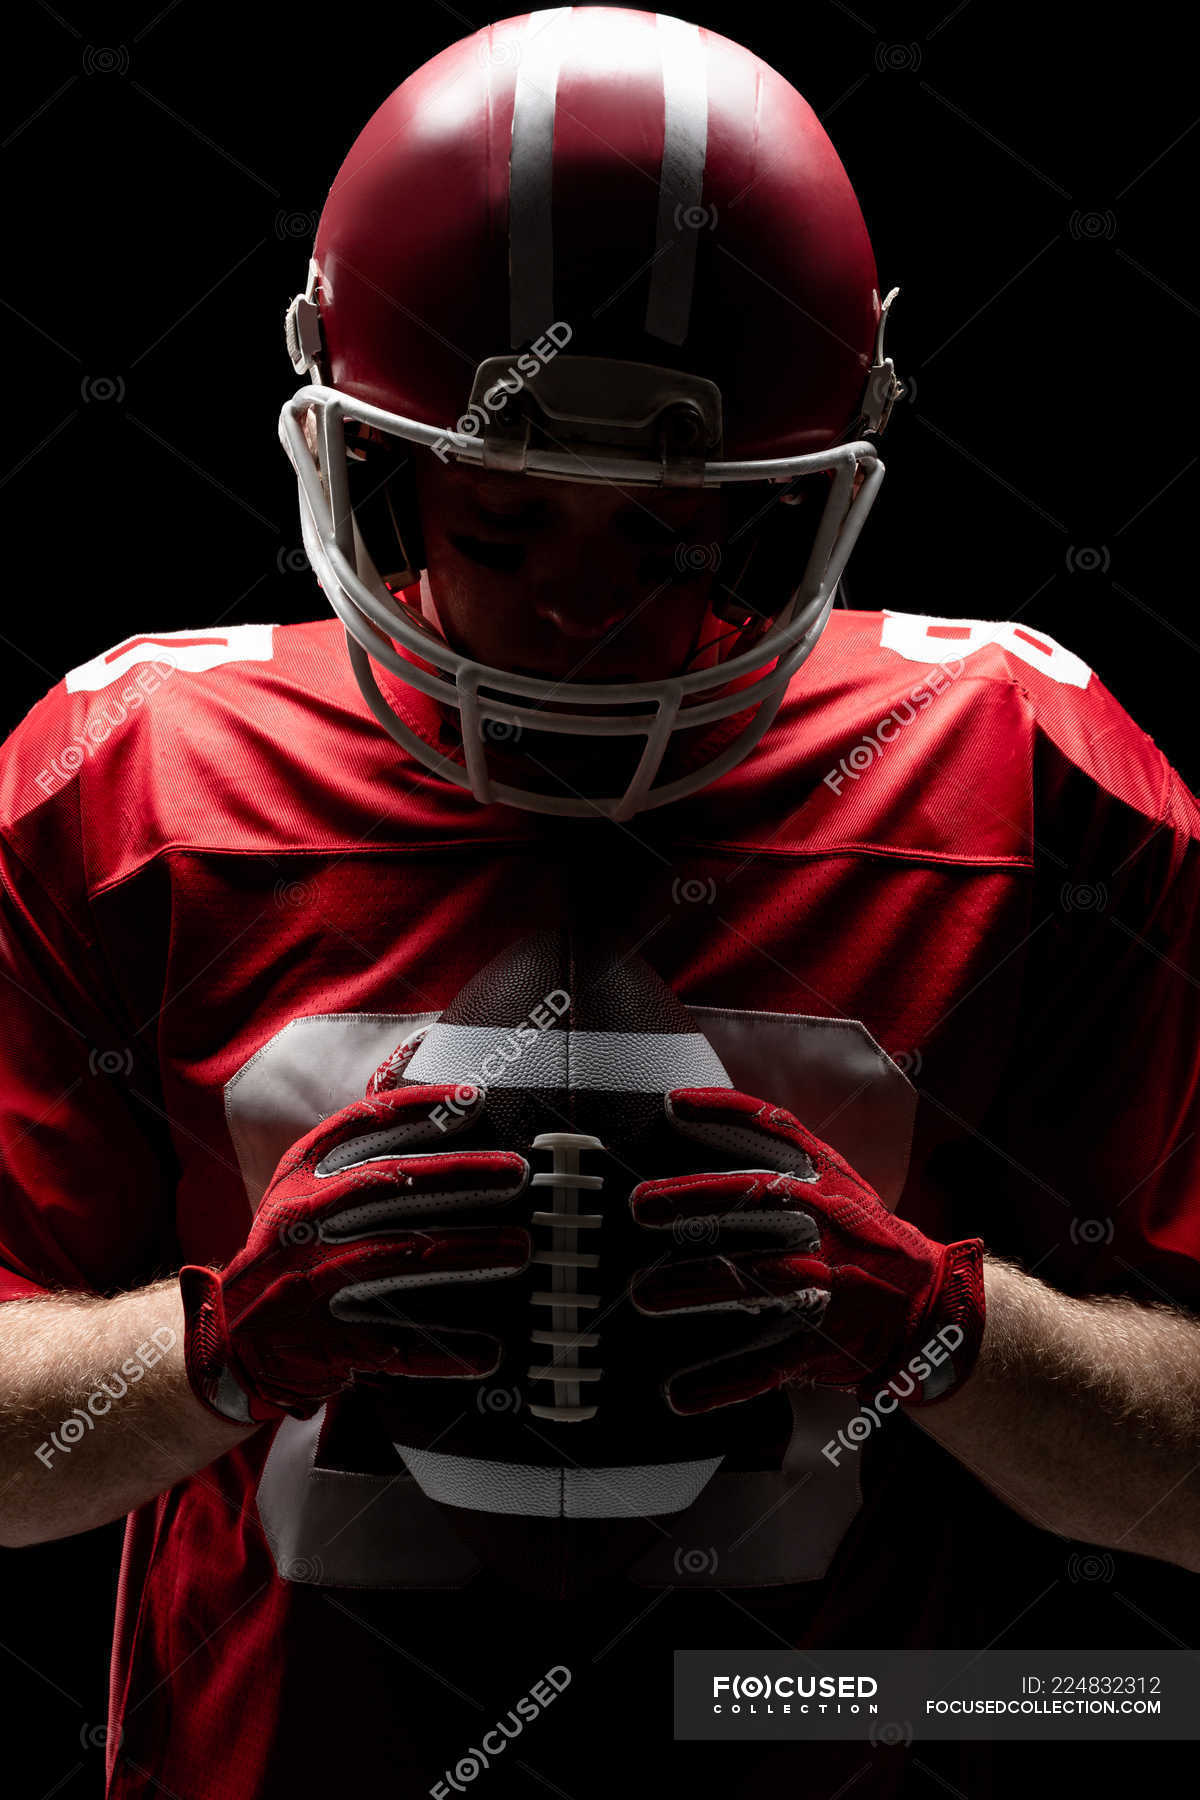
[
  {"left": 3, "top": 2, "right": 1199, "bottom": 1793},
  {"left": 5, "top": 2, "right": 1199, "bottom": 780}
]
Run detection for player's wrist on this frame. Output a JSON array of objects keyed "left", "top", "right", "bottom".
[
  {"left": 178, "top": 1264, "right": 290, "bottom": 1428},
  {"left": 868, "top": 1238, "right": 987, "bottom": 1408}
]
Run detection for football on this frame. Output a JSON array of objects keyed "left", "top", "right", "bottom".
[{"left": 365, "top": 925, "right": 804, "bottom": 1595}]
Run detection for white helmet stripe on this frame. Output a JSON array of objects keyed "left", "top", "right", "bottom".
[
  {"left": 646, "top": 14, "right": 709, "bottom": 346},
  {"left": 508, "top": 8, "right": 572, "bottom": 349}
]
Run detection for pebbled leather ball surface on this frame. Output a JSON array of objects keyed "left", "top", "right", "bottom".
[{"left": 366, "top": 925, "right": 796, "bottom": 1597}]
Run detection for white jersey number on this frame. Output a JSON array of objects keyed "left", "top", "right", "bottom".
[{"left": 881, "top": 611, "right": 1090, "bottom": 689}]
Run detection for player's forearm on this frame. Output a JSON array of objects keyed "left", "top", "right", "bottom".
[
  {"left": 0, "top": 1280, "right": 253, "bottom": 1547},
  {"left": 912, "top": 1257, "right": 1200, "bottom": 1570}
]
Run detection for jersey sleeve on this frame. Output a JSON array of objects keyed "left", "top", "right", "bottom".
[
  {"left": 0, "top": 813, "right": 178, "bottom": 1305},
  {"left": 953, "top": 738, "right": 1200, "bottom": 1308}
]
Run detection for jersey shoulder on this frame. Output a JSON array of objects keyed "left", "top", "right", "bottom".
[
  {"left": 811, "top": 607, "right": 1193, "bottom": 832},
  {"left": 707, "top": 607, "right": 1199, "bottom": 869},
  {"left": 0, "top": 620, "right": 393, "bottom": 905}
]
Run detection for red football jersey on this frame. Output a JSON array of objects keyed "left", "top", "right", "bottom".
[{"left": 1, "top": 608, "right": 1198, "bottom": 1799}]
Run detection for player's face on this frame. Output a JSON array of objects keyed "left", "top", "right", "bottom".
[{"left": 413, "top": 453, "right": 731, "bottom": 683}]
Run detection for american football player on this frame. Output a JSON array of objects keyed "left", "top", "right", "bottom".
[{"left": 1, "top": 10, "right": 1199, "bottom": 1800}]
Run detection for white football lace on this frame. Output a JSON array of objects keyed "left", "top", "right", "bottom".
[{"left": 527, "top": 1131, "right": 605, "bottom": 1422}]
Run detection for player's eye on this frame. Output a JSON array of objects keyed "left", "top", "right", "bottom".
[
  {"left": 448, "top": 533, "right": 526, "bottom": 574},
  {"left": 474, "top": 503, "right": 545, "bottom": 531}
]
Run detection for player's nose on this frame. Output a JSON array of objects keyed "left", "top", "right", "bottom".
[{"left": 533, "top": 599, "right": 627, "bottom": 639}]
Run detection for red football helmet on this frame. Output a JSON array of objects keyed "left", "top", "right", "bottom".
[{"left": 279, "top": 6, "right": 902, "bottom": 818}]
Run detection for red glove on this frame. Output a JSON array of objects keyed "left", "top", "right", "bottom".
[
  {"left": 180, "top": 1082, "right": 530, "bottom": 1425},
  {"left": 629, "top": 1087, "right": 985, "bottom": 1414}
]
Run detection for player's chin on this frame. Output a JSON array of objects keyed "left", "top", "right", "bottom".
[
  {"left": 491, "top": 607, "right": 703, "bottom": 686},
  {"left": 504, "top": 638, "right": 693, "bottom": 686},
  {"left": 514, "top": 659, "right": 674, "bottom": 687}
]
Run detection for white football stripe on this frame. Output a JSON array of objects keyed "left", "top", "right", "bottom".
[
  {"left": 404, "top": 1024, "right": 731, "bottom": 1092},
  {"left": 393, "top": 1443, "right": 722, "bottom": 1517}
]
